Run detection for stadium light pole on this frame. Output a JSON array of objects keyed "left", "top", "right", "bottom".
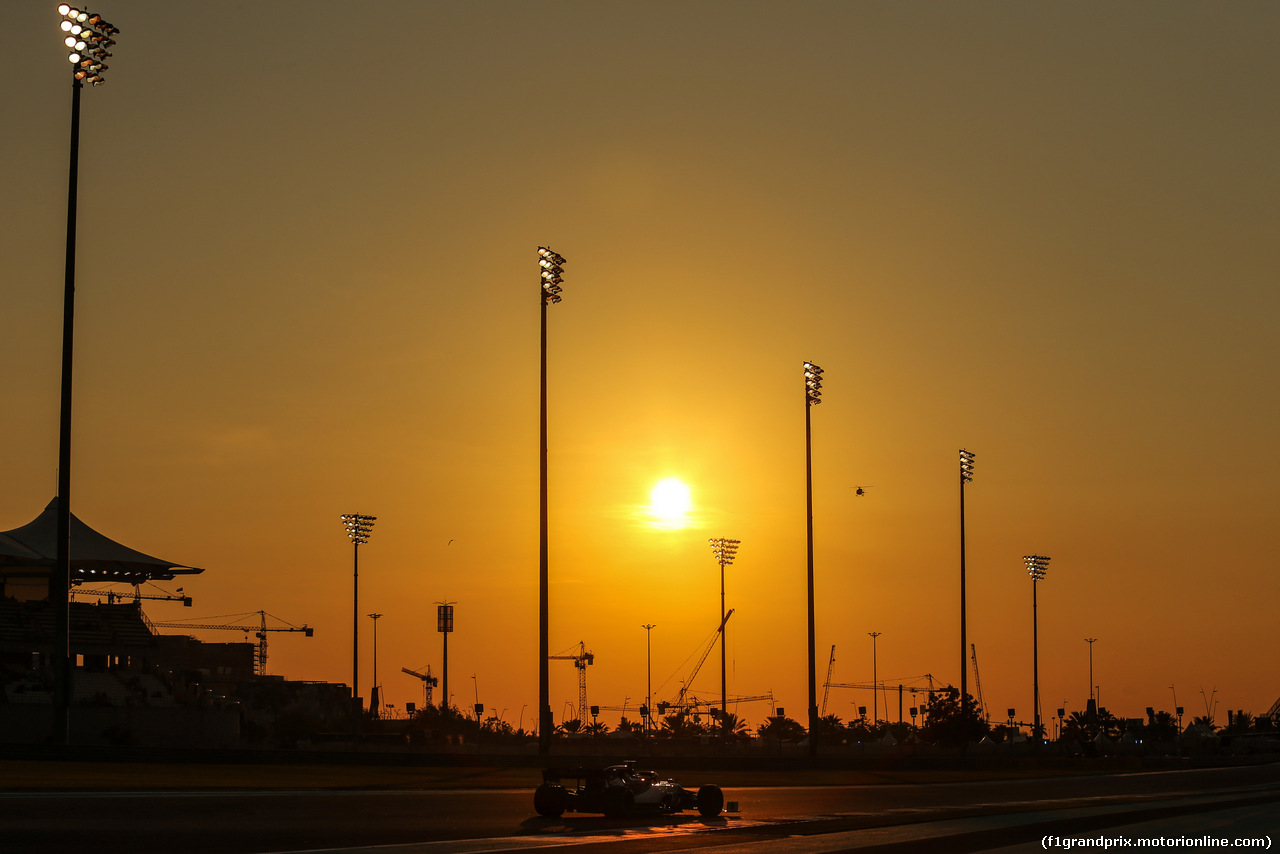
[
  {"left": 52, "top": 3, "right": 118, "bottom": 746},
  {"left": 538, "top": 246, "right": 565, "bottom": 755},
  {"left": 868, "top": 632, "right": 882, "bottom": 723},
  {"left": 959, "top": 449, "right": 974, "bottom": 720},
  {"left": 708, "top": 537, "right": 740, "bottom": 726},
  {"left": 342, "top": 514, "right": 375, "bottom": 735},
  {"left": 436, "top": 601, "right": 454, "bottom": 710},
  {"left": 367, "top": 612, "right": 382, "bottom": 717},
  {"left": 641, "top": 623, "right": 655, "bottom": 736},
  {"left": 1086, "top": 637, "right": 1097, "bottom": 706},
  {"left": 1024, "top": 554, "right": 1050, "bottom": 740},
  {"left": 803, "top": 360, "right": 823, "bottom": 758}
]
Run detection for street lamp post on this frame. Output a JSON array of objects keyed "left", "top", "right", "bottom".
[
  {"left": 51, "top": 2, "right": 118, "bottom": 747},
  {"left": 868, "top": 632, "right": 881, "bottom": 723},
  {"left": 1085, "top": 637, "right": 1097, "bottom": 709},
  {"left": 959, "top": 449, "right": 975, "bottom": 719},
  {"left": 1024, "top": 554, "right": 1051, "bottom": 740},
  {"left": 641, "top": 623, "right": 655, "bottom": 736},
  {"left": 708, "top": 538, "right": 740, "bottom": 726},
  {"left": 368, "top": 613, "right": 382, "bottom": 717},
  {"left": 803, "top": 360, "right": 823, "bottom": 758},
  {"left": 341, "top": 514, "right": 375, "bottom": 735},
  {"left": 538, "top": 245, "right": 565, "bottom": 756}
]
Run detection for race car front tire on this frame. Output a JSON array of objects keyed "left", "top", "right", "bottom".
[
  {"left": 534, "top": 783, "right": 568, "bottom": 818},
  {"left": 696, "top": 784, "right": 724, "bottom": 817}
]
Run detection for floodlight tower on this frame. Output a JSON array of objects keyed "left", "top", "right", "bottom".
[
  {"left": 538, "top": 245, "right": 565, "bottom": 755},
  {"left": 958, "top": 449, "right": 975, "bottom": 719},
  {"left": 803, "top": 360, "right": 823, "bottom": 758},
  {"left": 341, "top": 513, "right": 375, "bottom": 732},
  {"left": 868, "top": 632, "right": 882, "bottom": 722},
  {"left": 1086, "top": 637, "right": 1098, "bottom": 705},
  {"left": 1024, "top": 554, "right": 1051, "bottom": 740},
  {"left": 708, "top": 537, "right": 741, "bottom": 724},
  {"left": 52, "top": 3, "right": 118, "bottom": 746},
  {"left": 367, "top": 613, "right": 382, "bottom": 717}
]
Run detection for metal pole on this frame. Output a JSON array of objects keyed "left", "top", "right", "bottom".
[
  {"left": 720, "top": 558, "right": 727, "bottom": 724},
  {"left": 352, "top": 541, "right": 359, "bottom": 738},
  {"left": 442, "top": 626, "right": 448, "bottom": 711},
  {"left": 53, "top": 76, "right": 83, "bottom": 747},
  {"left": 1032, "top": 579, "right": 1041, "bottom": 740},
  {"left": 538, "top": 286, "right": 550, "bottom": 754},
  {"left": 959, "top": 467, "right": 967, "bottom": 718},
  {"left": 643, "top": 623, "right": 655, "bottom": 736},
  {"left": 869, "top": 632, "right": 880, "bottom": 722},
  {"left": 1086, "top": 638, "right": 1096, "bottom": 704},
  {"left": 805, "top": 395, "right": 818, "bottom": 757}
]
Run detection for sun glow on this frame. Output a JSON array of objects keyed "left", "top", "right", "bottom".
[{"left": 647, "top": 477, "right": 692, "bottom": 530}]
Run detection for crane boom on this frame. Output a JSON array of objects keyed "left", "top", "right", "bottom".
[
  {"left": 970, "top": 643, "right": 987, "bottom": 721},
  {"left": 821, "top": 644, "right": 836, "bottom": 715},
  {"left": 401, "top": 665, "right": 438, "bottom": 706},
  {"left": 547, "top": 641, "right": 595, "bottom": 725},
  {"left": 150, "top": 610, "right": 312, "bottom": 676},
  {"left": 666, "top": 609, "right": 734, "bottom": 713}
]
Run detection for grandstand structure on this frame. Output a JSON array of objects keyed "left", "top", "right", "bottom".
[{"left": 0, "top": 499, "right": 345, "bottom": 747}]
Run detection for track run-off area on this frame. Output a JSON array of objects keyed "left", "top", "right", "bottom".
[{"left": 2, "top": 761, "right": 1277, "bottom": 853}]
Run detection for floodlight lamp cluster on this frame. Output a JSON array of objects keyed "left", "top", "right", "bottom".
[
  {"left": 340, "top": 513, "right": 376, "bottom": 545},
  {"left": 804, "top": 361, "right": 824, "bottom": 406},
  {"left": 59, "top": 4, "right": 117, "bottom": 86},
  {"left": 708, "top": 537, "right": 741, "bottom": 566},
  {"left": 538, "top": 246, "right": 566, "bottom": 305},
  {"left": 1023, "top": 554, "right": 1050, "bottom": 581},
  {"left": 960, "top": 449, "right": 976, "bottom": 484}
]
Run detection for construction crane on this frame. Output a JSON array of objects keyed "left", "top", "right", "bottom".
[
  {"left": 824, "top": 674, "right": 937, "bottom": 721},
  {"left": 662, "top": 692, "right": 774, "bottom": 724},
  {"left": 150, "top": 610, "right": 313, "bottom": 676},
  {"left": 401, "top": 665, "right": 438, "bottom": 707},
  {"left": 821, "top": 644, "right": 836, "bottom": 715},
  {"left": 73, "top": 583, "right": 192, "bottom": 607},
  {"left": 970, "top": 643, "right": 988, "bottom": 721},
  {"left": 658, "top": 609, "right": 734, "bottom": 717},
  {"left": 548, "top": 641, "right": 594, "bottom": 725}
]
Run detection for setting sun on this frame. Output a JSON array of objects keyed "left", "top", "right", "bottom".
[{"left": 647, "top": 477, "right": 692, "bottom": 529}]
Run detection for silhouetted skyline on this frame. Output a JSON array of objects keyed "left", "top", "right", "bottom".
[{"left": 3, "top": 2, "right": 1277, "bottom": 730}]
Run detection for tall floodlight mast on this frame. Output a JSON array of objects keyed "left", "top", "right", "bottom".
[
  {"left": 959, "top": 449, "right": 975, "bottom": 719},
  {"left": 1024, "top": 554, "right": 1051, "bottom": 740},
  {"left": 52, "top": 3, "right": 119, "bottom": 746},
  {"left": 708, "top": 537, "right": 741, "bottom": 726},
  {"left": 341, "top": 513, "right": 375, "bottom": 735},
  {"left": 538, "top": 246, "right": 565, "bottom": 755},
  {"left": 803, "top": 360, "right": 824, "bottom": 759}
]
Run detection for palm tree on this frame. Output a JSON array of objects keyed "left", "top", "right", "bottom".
[
  {"left": 757, "top": 714, "right": 807, "bottom": 742},
  {"left": 1225, "top": 711, "right": 1254, "bottom": 734},
  {"left": 1190, "top": 714, "right": 1217, "bottom": 732},
  {"left": 660, "top": 711, "right": 706, "bottom": 738},
  {"left": 717, "top": 711, "right": 751, "bottom": 740},
  {"left": 814, "top": 714, "right": 847, "bottom": 743},
  {"left": 585, "top": 720, "right": 609, "bottom": 737},
  {"left": 557, "top": 718, "right": 584, "bottom": 736}
]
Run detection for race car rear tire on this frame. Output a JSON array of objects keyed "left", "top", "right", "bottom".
[
  {"left": 603, "top": 787, "right": 634, "bottom": 818},
  {"left": 534, "top": 783, "right": 568, "bottom": 818},
  {"left": 696, "top": 784, "right": 724, "bottom": 817}
]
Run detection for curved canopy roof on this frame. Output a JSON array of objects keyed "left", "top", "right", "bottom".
[{"left": 0, "top": 498, "right": 204, "bottom": 584}]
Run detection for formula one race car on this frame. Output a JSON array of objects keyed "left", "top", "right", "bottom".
[{"left": 534, "top": 762, "right": 725, "bottom": 818}]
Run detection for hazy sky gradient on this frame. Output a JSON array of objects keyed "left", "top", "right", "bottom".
[{"left": 4, "top": 1, "right": 1278, "bottom": 728}]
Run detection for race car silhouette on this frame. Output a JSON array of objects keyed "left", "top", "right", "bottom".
[{"left": 534, "top": 762, "right": 725, "bottom": 818}]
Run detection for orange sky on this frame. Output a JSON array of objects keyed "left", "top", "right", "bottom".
[{"left": 3, "top": 2, "right": 1278, "bottom": 731}]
